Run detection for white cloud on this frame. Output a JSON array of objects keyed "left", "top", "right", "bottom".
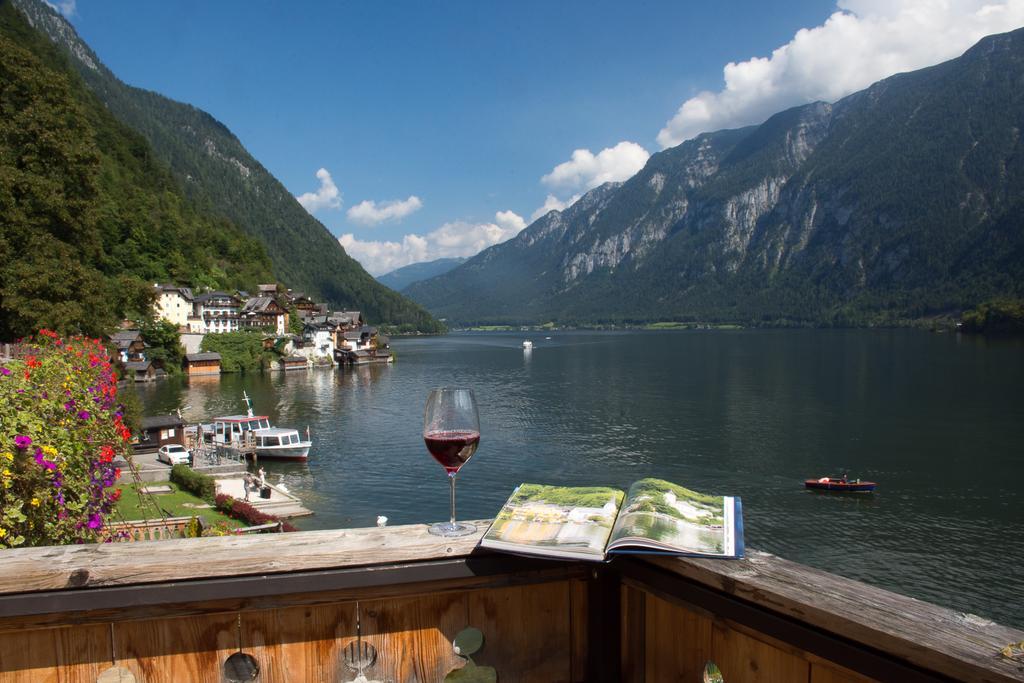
[
  {"left": 657, "top": 0, "right": 1024, "bottom": 148},
  {"left": 339, "top": 210, "right": 527, "bottom": 275},
  {"left": 494, "top": 209, "right": 526, "bottom": 233},
  {"left": 295, "top": 168, "right": 342, "bottom": 213},
  {"left": 346, "top": 195, "right": 423, "bottom": 226},
  {"left": 44, "top": 0, "right": 76, "bottom": 17},
  {"left": 541, "top": 141, "right": 650, "bottom": 193},
  {"left": 530, "top": 193, "right": 582, "bottom": 222}
]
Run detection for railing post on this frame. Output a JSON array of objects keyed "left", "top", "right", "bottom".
[{"left": 586, "top": 564, "right": 621, "bottom": 682}]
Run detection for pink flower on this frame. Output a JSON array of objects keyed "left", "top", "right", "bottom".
[{"left": 14, "top": 435, "right": 31, "bottom": 449}]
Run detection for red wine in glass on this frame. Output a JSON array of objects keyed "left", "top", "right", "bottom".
[
  {"left": 424, "top": 429, "right": 480, "bottom": 473},
  {"left": 423, "top": 388, "right": 480, "bottom": 537}
]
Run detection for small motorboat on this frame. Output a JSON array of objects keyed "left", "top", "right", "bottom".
[
  {"left": 522, "top": 340, "right": 533, "bottom": 350},
  {"left": 804, "top": 476, "right": 876, "bottom": 493}
]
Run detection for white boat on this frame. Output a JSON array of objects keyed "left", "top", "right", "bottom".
[
  {"left": 523, "top": 340, "right": 533, "bottom": 350},
  {"left": 208, "top": 392, "right": 312, "bottom": 461}
]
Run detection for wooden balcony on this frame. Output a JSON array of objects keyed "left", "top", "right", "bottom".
[{"left": 0, "top": 520, "right": 1020, "bottom": 682}]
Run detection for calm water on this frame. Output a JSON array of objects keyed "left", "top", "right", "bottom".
[{"left": 135, "top": 330, "right": 1024, "bottom": 627}]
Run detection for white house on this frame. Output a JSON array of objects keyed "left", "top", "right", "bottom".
[
  {"left": 192, "top": 292, "right": 242, "bottom": 334},
  {"left": 152, "top": 284, "right": 194, "bottom": 329},
  {"left": 301, "top": 320, "right": 336, "bottom": 359}
]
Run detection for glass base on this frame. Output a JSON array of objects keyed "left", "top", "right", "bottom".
[{"left": 428, "top": 521, "right": 476, "bottom": 537}]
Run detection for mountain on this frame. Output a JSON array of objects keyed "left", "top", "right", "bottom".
[
  {"left": 408, "top": 29, "right": 1024, "bottom": 326},
  {"left": 377, "top": 258, "right": 467, "bottom": 292},
  {"left": 0, "top": 3, "right": 274, "bottom": 338},
  {"left": 10, "top": 0, "right": 443, "bottom": 333}
]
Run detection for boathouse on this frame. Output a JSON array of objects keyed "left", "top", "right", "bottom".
[
  {"left": 281, "top": 355, "right": 309, "bottom": 371},
  {"left": 183, "top": 352, "right": 222, "bottom": 377},
  {"left": 123, "top": 359, "right": 156, "bottom": 382}
]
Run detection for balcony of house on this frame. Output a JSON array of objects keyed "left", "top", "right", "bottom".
[{"left": 0, "top": 520, "right": 1020, "bottom": 683}]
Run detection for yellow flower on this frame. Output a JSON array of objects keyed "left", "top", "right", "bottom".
[
  {"left": 1, "top": 468, "right": 10, "bottom": 478},
  {"left": 41, "top": 445, "right": 57, "bottom": 456},
  {"left": 0, "top": 528, "right": 6, "bottom": 538},
  {"left": 30, "top": 498, "right": 40, "bottom": 507},
  {"left": 1, "top": 452, "right": 12, "bottom": 462}
]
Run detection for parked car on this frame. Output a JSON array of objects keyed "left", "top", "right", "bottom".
[{"left": 157, "top": 444, "right": 191, "bottom": 466}]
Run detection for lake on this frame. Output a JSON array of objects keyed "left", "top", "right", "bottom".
[{"left": 135, "top": 329, "right": 1024, "bottom": 628}]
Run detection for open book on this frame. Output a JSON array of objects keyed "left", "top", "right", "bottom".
[{"left": 480, "top": 478, "right": 743, "bottom": 562}]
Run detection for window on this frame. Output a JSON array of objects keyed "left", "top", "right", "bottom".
[{"left": 264, "top": 436, "right": 280, "bottom": 447}]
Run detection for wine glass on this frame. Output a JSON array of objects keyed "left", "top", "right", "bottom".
[{"left": 423, "top": 387, "right": 480, "bottom": 537}]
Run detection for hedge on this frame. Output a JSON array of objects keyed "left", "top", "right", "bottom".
[
  {"left": 170, "top": 465, "right": 216, "bottom": 503},
  {"left": 214, "top": 493, "right": 296, "bottom": 532}
]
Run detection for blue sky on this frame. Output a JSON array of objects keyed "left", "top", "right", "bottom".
[{"left": 60, "top": 1, "right": 1024, "bottom": 274}]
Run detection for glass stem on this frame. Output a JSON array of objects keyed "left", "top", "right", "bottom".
[{"left": 448, "top": 472, "right": 457, "bottom": 527}]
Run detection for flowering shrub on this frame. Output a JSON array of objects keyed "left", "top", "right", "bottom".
[
  {"left": 214, "top": 493, "right": 297, "bottom": 532},
  {"left": 0, "top": 331, "right": 131, "bottom": 547}
]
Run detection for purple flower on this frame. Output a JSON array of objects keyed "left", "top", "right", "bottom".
[
  {"left": 14, "top": 435, "right": 31, "bottom": 449},
  {"left": 77, "top": 410, "right": 90, "bottom": 420},
  {"left": 87, "top": 514, "right": 102, "bottom": 530},
  {"left": 64, "top": 400, "right": 76, "bottom": 412},
  {"left": 0, "top": 367, "right": 10, "bottom": 376}
]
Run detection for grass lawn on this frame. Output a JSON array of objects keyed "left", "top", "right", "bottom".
[{"left": 113, "top": 481, "right": 241, "bottom": 528}]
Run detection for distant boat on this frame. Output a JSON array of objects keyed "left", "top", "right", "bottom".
[
  {"left": 523, "top": 340, "right": 533, "bottom": 350},
  {"left": 804, "top": 476, "right": 876, "bottom": 493}
]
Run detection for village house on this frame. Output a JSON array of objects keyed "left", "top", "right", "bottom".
[
  {"left": 136, "top": 414, "right": 185, "bottom": 453},
  {"left": 192, "top": 292, "right": 242, "bottom": 334},
  {"left": 240, "top": 297, "right": 289, "bottom": 335},
  {"left": 300, "top": 318, "right": 337, "bottom": 360},
  {"left": 289, "top": 293, "right": 319, "bottom": 317},
  {"left": 108, "top": 330, "right": 146, "bottom": 364},
  {"left": 183, "top": 352, "right": 222, "bottom": 377},
  {"left": 152, "top": 284, "right": 194, "bottom": 330},
  {"left": 328, "top": 310, "right": 363, "bottom": 331},
  {"left": 257, "top": 284, "right": 278, "bottom": 296},
  {"left": 336, "top": 325, "right": 392, "bottom": 364}
]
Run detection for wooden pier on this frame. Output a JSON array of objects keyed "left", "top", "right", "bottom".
[{"left": 0, "top": 520, "right": 1020, "bottom": 682}]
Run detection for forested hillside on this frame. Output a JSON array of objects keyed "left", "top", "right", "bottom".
[
  {"left": 0, "top": 4, "right": 273, "bottom": 338},
  {"left": 10, "top": 0, "right": 443, "bottom": 332}
]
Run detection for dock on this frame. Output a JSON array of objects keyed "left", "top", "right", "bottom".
[{"left": 214, "top": 477, "right": 314, "bottom": 519}]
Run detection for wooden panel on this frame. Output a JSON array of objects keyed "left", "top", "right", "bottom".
[
  {"left": 811, "top": 661, "right": 878, "bottom": 683},
  {"left": 469, "top": 581, "right": 573, "bottom": 683},
  {"left": 643, "top": 593, "right": 712, "bottom": 683},
  {"left": 619, "top": 583, "right": 645, "bottom": 683},
  {"left": 241, "top": 602, "right": 356, "bottom": 682},
  {"left": 711, "top": 618, "right": 809, "bottom": 683},
  {"left": 642, "top": 553, "right": 1024, "bottom": 683},
  {"left": 113, "top": 612, "right": 235, "bottom": 683},
  {"left": 361, "top": 593, "right": 467, "bottom": 683},
  {"left": 0, "top": 623, "right": 110, "bottom": 683},
  {"left": 569, "top": 578, "right": 588, "bottom": 682},
  {"left": 0, "top": 563, "right": 584, "bottom": 633}
]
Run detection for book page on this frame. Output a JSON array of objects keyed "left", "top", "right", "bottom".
[
  {"left": 608, "top": 478, "right": 736, "bottom": 557},
  {"left": 481, "top": 484, "right": 625, "bottom": 561}
]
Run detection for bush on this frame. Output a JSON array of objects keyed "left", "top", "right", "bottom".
[
  {"left": 0, "top": 331, "right": 131, "bottom": 547},
  {"left": 214, "top": 493, "right": 296, "bottom": 532},
  {"left": 170, "top": 465, "right": 216, "bottom": 503}
]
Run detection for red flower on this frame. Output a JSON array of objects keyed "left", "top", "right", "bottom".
[
  {"left": 113, "top": 468, "right": 121, "bottom": 480},
  {"left": 110, "top": 488, "right": 122, "bottom": 501}
]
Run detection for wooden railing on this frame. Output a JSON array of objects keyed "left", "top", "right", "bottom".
[
  {"left": 101, "top": 517, "right": 199, "bottom": 543},
  {"left": 0, "top": 520, "right": 1020, "bottom": 682}
]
